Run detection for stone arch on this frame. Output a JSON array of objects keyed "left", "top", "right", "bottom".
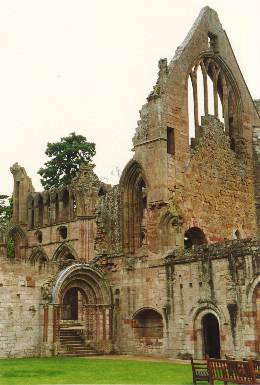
[
  {"left": 252, "top": 282, "right": 260, "bottom": 355},
  {"left": 184, "top": 227, "right": 207, "bottom": 249},
  {"left": 132, "top": 307, "right": 164, "bottom": 339},
  {"left": 247, "top": 275, "right": 260, "bottom": 304},
  {"left": 34, "top": 193, "right": 44, "bottom": 227},
  {"left": 5, "top": 224, "right": 28, "bottom": 259},
  {"left": 51, "top": 264, "right": 111, "bottom": 305},
  {"left": 160, "top": 211, "right": 182, "bottom": 250},
  {"left": 27, "top": 194, "right": 35, "bottom": 229},
  {"left": 191, "top": 303, "right": 225, "bottom": 359},
  {"left": 186, "top": 53, "right": 242, "bottom": 152},
  {"left": 49, "top": 264, "right": 113, "bottom": 350},
  {"left": 247, "top": 275, "right": 260, "bottom": 355},
  {"left": 29, "top": 247, "right": 48, "bottom": 270},
  {"left": 52, "top": 243, "right": 78, "bottom": 264},
  {"left": 120, "top": 159, "right": 149, "bottom": 253}
]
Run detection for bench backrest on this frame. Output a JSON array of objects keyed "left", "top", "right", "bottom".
[
  {"left": 253, "top": 359, "right": 260, "bottom": 371},
  {"left": 190, "top": 357, "right": 209, "bottom": 384},
  {"left": 207, "top": 358, "right": 256, "bottom": 384}
]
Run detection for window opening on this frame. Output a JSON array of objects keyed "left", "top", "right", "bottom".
[
  {"left": 35, "top": 230, "right": 43, "bottom": 243},
  {"left": 167, "top": 127, "right": 175, "bottom": 155},
  {"left": 58, "top": 226, "right": 67, "bottom": 239},
  {"left": 184, "top": 227, "right": 207, "bottom": 249}
]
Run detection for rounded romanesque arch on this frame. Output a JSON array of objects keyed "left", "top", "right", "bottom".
[
  {"left": 120, "top": 159, "right": 149, "bottom": 254},
  {"left": 247, "top": 275, "right": 260, "bottom": 355},
  {"left": 51, "top": 264, "right": 111, "bottom": 305},
  {"left": 191, "top": 303, "right": 226, "bottom": 359},
  {"left": 132, "top": 308, "right": 164, "bottom": 339},
  {"left": 184, "top": 227, "right": 207, "bottom": 249},
  {"left": 253, "top": 282, "right": 260, "bottom": 355},
  {"left": 49, "top": 264, "right": 113, "bottom": 352}
]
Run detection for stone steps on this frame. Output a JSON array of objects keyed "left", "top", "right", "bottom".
[{"left": 59, "top": 328, "right": 99, "bottom": 357}]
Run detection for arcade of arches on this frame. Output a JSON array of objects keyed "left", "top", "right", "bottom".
[{"left": 0, "top": 7, "right": 260, "bottom": 360}]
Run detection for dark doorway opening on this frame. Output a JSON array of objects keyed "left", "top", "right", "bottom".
[
  {"left": 62, "top": 287, "right": 79, "bottom": 320},
  {"left": 202, "top": 313, "right": 220, "bottom": 358}
]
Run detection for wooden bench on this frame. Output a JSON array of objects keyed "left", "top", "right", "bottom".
[
  {"left": 207, "top": 358, "right": 260, "bottom": 384},
  {"left": 253, "top": 360, "right": 260, "bottom": 380},
  {"left": 190, "top": 356, "right": 210, "bottom": 384},
  {"left": 243, "top": 358, "right": 260, "bottom": 380}
]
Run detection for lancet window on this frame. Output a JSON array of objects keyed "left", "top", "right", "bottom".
[{"left": 188, "top": 56, "right": 240, "bottom": 151}]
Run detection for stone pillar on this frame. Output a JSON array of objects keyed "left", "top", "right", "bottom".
[
  {"left": 69, "top": 192, "right": 74, "bottom": 220},
  {"left": 52, "top": 305, "right": 60, "bottom": 344},
  {"left": 191, "top": 71, "right": 199, "bottom": 137},
  {"left": 256, "top": 286, "right": 260, "bottom": 354},
  {"left": 201, "top": 64, "right": 208, "bottom": 115},
  {"left": 212, "top": 65, "right": 218, "bottom": 118},
  {"left": 42, "top": 193, "right": 49, "bottom": 226},
  {"left": 58, "top": 191, "right": 64, "bottom": 223},
  {"left": 222, "top": 77, "right": 229, "bottom": 134},
  {"left": 50, "top": 193, "right": 56, "bottom": 225},
  {"left": 43, "top": 304, "right": 49, "bottom": 343},
  {"left": 102, "top": 307, "right": 107, "bottom": 340},
  {"left": 28, "top": 205, "right": 33, "bottom": 229},
  {"left": 34, "top": 199, "right": 39, "bottom": 228}
]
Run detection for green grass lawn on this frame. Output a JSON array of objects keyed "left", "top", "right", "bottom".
[{"left": 0, "top": 357, "right": 193, "bottom": 385}]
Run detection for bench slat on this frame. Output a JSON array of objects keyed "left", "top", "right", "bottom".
[{"left": 207, "top": 358, "right": 258, "bottom": 384}]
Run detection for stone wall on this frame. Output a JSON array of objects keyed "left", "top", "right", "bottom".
[
  {"left": 0, "top": 258, "right": 47, "bottom": 357},
  {"left": 0, "top": 6, "right": 259, "bottom": 360},
  {"left": 99, "top": 239, "right": 259, "bottom": 358}
]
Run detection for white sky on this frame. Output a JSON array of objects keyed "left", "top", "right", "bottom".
[{"left": 1, "top": 0, "right": 260, "bottom": 195}]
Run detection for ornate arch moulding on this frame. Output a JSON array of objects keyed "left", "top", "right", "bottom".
[
  {"left": 50, "top": 263, "right": 112, "bottom": 306},
  {"left": 246, "top": 273, "right": 260, "bottom": 306}
]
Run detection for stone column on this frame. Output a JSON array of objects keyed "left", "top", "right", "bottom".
[
  {"left": 52, "top": 305, "right": 60, "bottom": 344},
  {"left": 43, "top": 304, "right": 49, "bottom": 343},
  {"left": 43, "top": 193, "right": 50, "bottom": 226},
  {"left": 50, "top": 193, "right": 57, "bottom": 225},
  {"left": 58, "top": 191, "right": 64, "bottom": 223},
  {"left": 27, "top": 203, "right": 33, "bottom": 229},
  {"left": 34, "top": 198, "right": 39, "bottom": 228},
  {"left": 191, "top": 71, "right": 199, "bottom": 137},
  {"left": 201, "top": 63, "right": 208, "bottom": 115},
  {"left": 222, "top": 77, "right": 229, "bottom": 134},
  {"left": 212, "top": 64, "right": 218, "bottom": 118},
  {"left": 256, "top": 286, "right": 260, "bottom": 354}
]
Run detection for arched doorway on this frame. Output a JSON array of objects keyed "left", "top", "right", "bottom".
[
  {"left": 50, "top": 264, "right": 113, "bottom": 353},
  {"left": 61, "top": 287, "right": 87, "bottom": 321},
  {"left": 202, "top": 313, "right": 220, "bottom": 358},
  {"left": 253, "top": 283, "right": 260, "bottom": 354}
]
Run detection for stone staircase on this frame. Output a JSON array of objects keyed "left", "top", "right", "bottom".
[{"left": 59, "top": 328, "right": 99, "bottom": 357}]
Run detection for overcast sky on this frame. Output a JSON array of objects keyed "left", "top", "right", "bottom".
[{"left": 1, "top": 0, "right": 260, "bottom": 195}]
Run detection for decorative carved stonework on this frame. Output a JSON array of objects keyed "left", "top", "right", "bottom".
[
  {"left": 133, "top": 111, "right": 149, "bottom": 146},
  {"left": 71, "top": 164, "right": 100, "bottom": 217},
  {"left": 41, "top": 277, "right": 54, "bottom": 302}
]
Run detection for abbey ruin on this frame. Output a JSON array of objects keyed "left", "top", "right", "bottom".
[{"left": 0, "top": 7, "right": 259, "bottom": 359}]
